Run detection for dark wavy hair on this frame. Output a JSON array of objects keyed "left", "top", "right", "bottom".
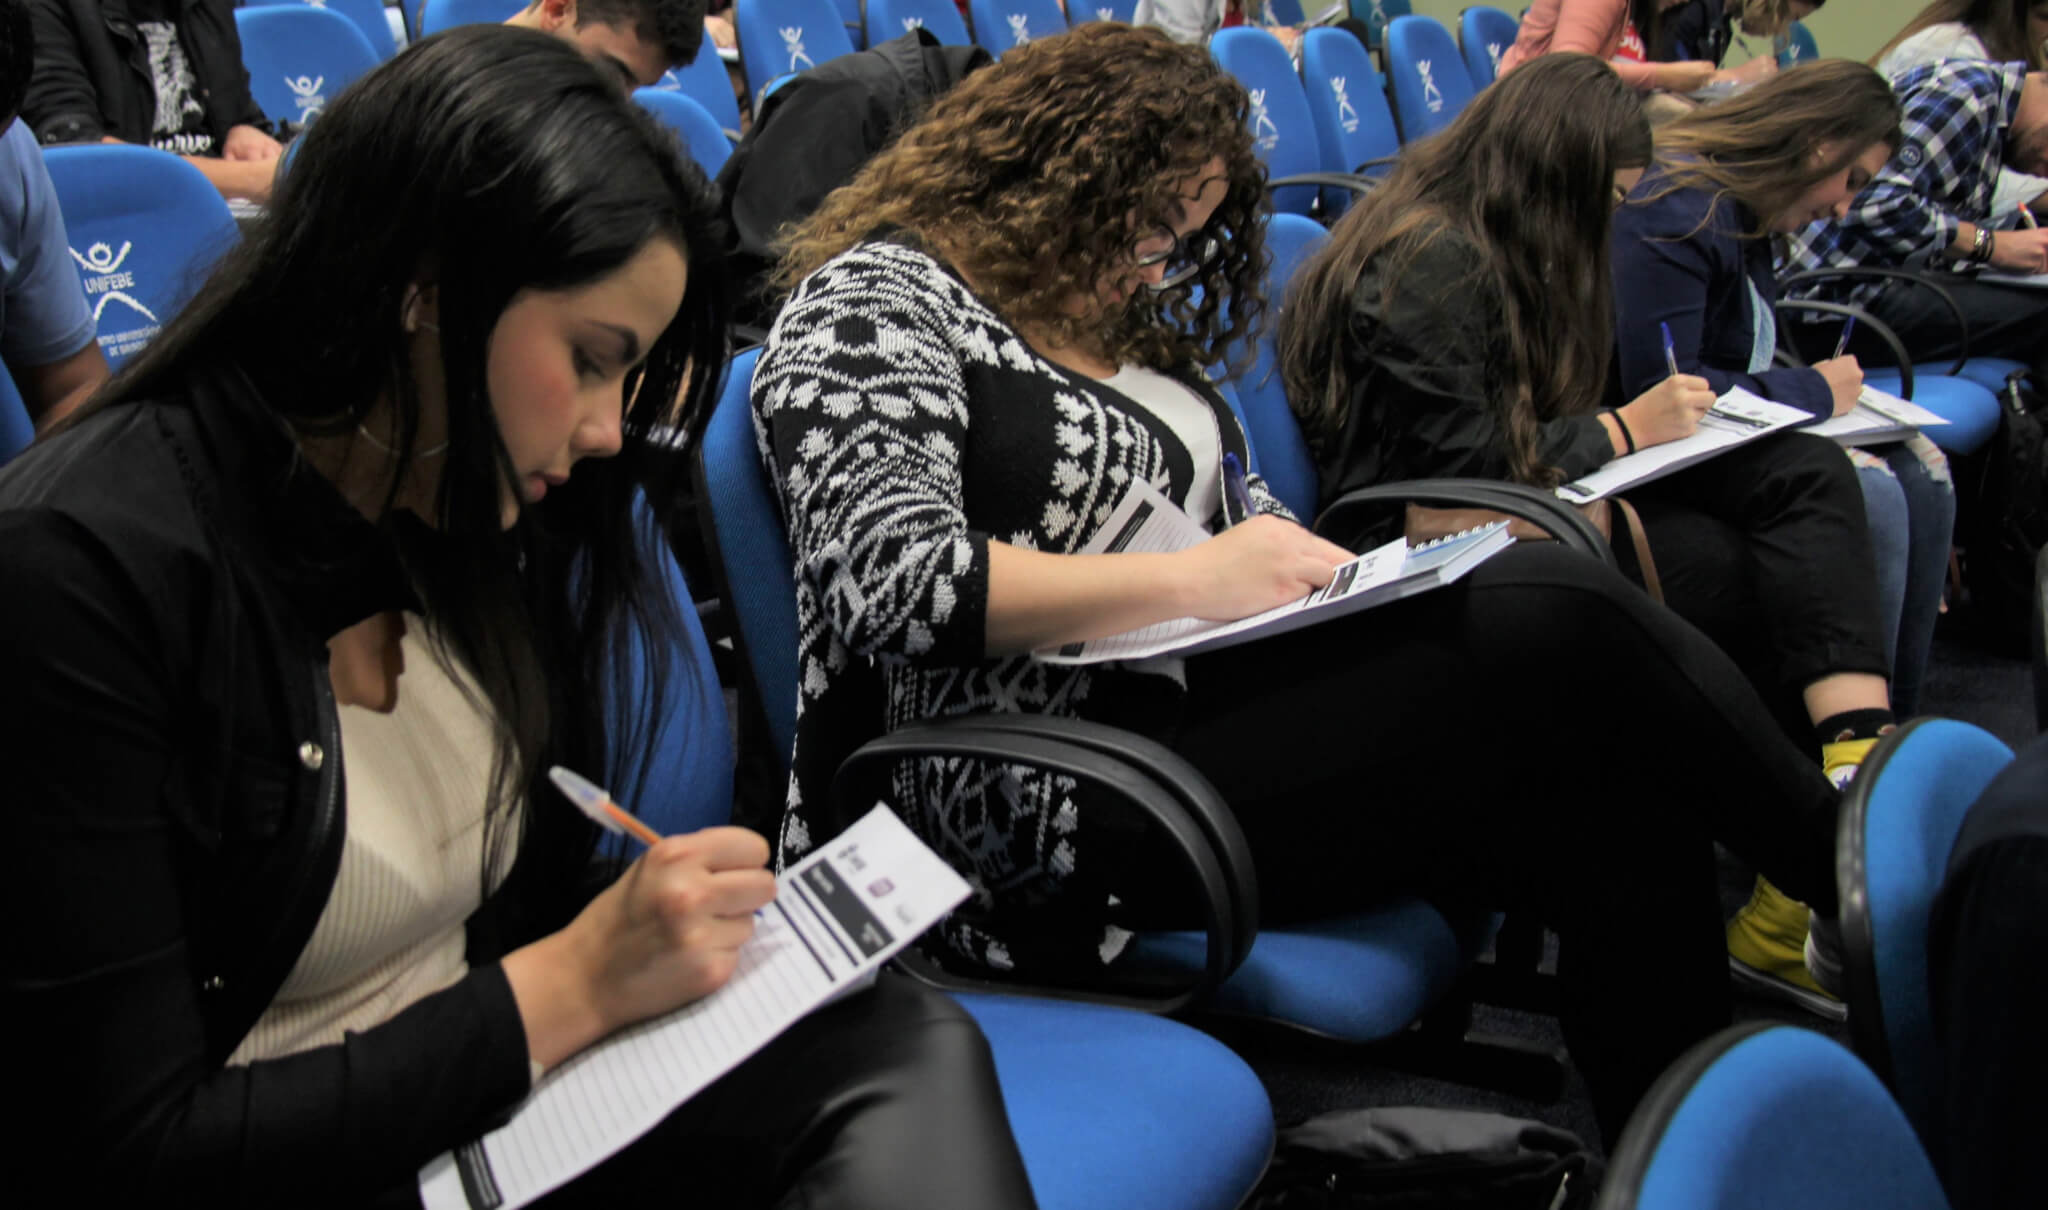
[
  {"left": 1642, "top": 59, "right": 1901, "bottom": 236},
  {"left": 1280, "top": 53, "right": 1650, "bottom": 486},
  {"left": 91, "top": 25, "right": 731, "bottom": 904},
  {"left": 775, "top": 22, "right": 1267, "bottom": 372},
  {"left": 572, "top": 0, "right": 708, "bottom": 68}
]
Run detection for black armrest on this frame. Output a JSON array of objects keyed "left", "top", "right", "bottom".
[
  {"left": 2033, "top": 544, "right": 2047, "bottom": 732},
  {"left": 1778, "top": 266, "right": 1970, "bottom": 376},
  {"left": 1771, "top": 299, "right": 1915, "bottom": 401},
  {"left": 1270, "top": 171, "right": 1381, "bottom": 197},
  {"left": 827, "top": 714, "right": 1256, "bottom": 1012},
  {"left": 1313, "top": 477, "right": 1617, "bottom": 568},
  {"left": 1353, "top": 153, "right": 1400, "bottom": 175}
]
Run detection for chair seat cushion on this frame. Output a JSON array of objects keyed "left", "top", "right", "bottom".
[
  {"left": 953, "top": 993, "right": 1275, "bottom": 1210},
  {"left": 1863, "top": 372, "right": 2000, "bottom": 456}
]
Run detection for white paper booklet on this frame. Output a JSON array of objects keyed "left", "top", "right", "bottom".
[
  {"left": 1976, "top": 269, "right": 2048, "bottom": 289},
  {"left": 418, "top": 806, "right": 970, "bottom": 1210},
  {"left": 1035, "top": 479, "right": 1513, "bottom": 665},
  {"left": 1555, "top": 387, "right": 1811, "bottom": 502},
  {"left": 1802, "top": 385, "right": 1952, "bottom": 447}
]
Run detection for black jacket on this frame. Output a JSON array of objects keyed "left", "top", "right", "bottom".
[
  {"left": 24, "top": 0, "right": 267, "bottom": 147},
  {"left": 0, "top": 368, "right": 538, "bottom": 1205}
]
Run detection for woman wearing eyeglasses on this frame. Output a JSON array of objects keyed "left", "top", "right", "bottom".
[{"left": 753, "top": 22, "right": 1850, "bottom": 1143}]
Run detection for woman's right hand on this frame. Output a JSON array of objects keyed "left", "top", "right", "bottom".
[
  {"left": 1655, "top": 60, "right": 1720, "bottom": 94},
  {"left": 1618, "top": 374, "right": 1718, "bottom": 448},
  {"left": 1813, "top": 355, "right": 1863, "bottom": 417},
  {"left": 505, "top": 827, "right": 777, "bottom": 1069},
  {"left": 1170, "top": 515, "right": 1353, "bottom": 622}
]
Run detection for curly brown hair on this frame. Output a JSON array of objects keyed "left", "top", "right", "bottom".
[{"left": 774, "top": 22, "right": 1268, "bottom": 371}]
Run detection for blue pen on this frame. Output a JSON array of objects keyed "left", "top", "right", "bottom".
[
  {"left": 1831, "top": 315, "right": 1856, "bottom": 360},
  {"left": 1660, "top": 321, "right": 1681, "bottom": 379},
  {"left": 1221, "top": 451, "right": 1256, "bottom": 523}
]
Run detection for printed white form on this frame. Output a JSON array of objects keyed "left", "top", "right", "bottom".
[
  {"left": 418, "top": 806, "right": 969, "bottom": 1210},
  {"left": 1802, "top": 385, "right": 1953, "bottom": 446},
  {"left": 1556, "top": 387, "right": 1812, "bottom": 502}
]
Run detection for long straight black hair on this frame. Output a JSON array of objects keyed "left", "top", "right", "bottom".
[{"left": 99, "top": 25, "right": 733, "bottom": 907}]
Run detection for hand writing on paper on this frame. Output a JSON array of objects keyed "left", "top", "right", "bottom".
[
  {"left": 1990, "top": 227, "right": 2048, "bottom": 274},
  {"left": 1813, "top": 355, "right": 1864, "bottom": 417},
  {"left": 1618, "top": 373, "right": 1717, "bottom": 448},
  {"left": 1172, "top": 515, "right": 1352, "bottom": 621}
]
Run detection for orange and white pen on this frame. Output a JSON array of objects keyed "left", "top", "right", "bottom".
[{"left": 549, "top": 765, "right": 663, "bottom": 847}]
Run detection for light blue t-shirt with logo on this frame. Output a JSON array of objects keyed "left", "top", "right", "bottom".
[{"left": 0, "top": 118, "right": 95, "bottom": 369}]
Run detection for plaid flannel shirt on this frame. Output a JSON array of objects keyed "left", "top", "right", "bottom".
[{"left": 1782, "top": 61, "right": 2026, "bottom": 306}]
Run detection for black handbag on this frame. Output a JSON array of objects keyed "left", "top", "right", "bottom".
[{"left": 1246, "top": 1106, "right": 1595, "bottom": 1210}]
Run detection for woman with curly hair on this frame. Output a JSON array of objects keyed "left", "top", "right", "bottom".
[{"left": 753, "top": 21, "right": 1844, "bottom": 1141}]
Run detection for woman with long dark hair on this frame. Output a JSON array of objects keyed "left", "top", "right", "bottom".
[
  {"left": 1281, "top": 52, "right": 1896, "bottom": 1024},
  {"left": 757, "top": 22, "right": 1847, "bottom": 1141},
  {"left": 0, "top": 26, "right": 1034, "bottom": 1207}
]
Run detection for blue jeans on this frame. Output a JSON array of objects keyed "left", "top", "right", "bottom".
[{"left": 1853, "top": 438, "right": 1955, "bottom": 716}]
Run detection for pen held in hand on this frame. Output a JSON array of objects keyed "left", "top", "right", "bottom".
[
  {"left": 1831, "top": 315, "right": 1856, "bottom": 360},
  {"left": 2022, "top": 207, "right": 2040, "bottom": 230},
  {"left": 1221, "top": 451, "right": 1256, "bottom": 524},
  {"left": 550, "top": 765, "right": 665, "bottom": 848},
  {"left": 1659, "top": 321, "right": 1681, "bottom": 379}
]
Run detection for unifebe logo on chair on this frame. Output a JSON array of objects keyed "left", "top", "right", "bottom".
[
  {"left": 286, "top": 74, "right": 328, "bottom": 118},
  {"left": 1417, "top": 59, "right": 1444, "bottom": 112},
  {"left": 1330, "top": 76, "right": 1359, "bottom": 133},
  {"left": 1248, "top": 89, "right": 1280, "bottom": 152},
  {"left": 69, "top": 240, "right": 160, "bottom": 361},
  {"left": 779, "top": 27, "right": 814, "bottom": 72},
  {"left": 1007, "top": 12, "right": 1030, "bottom": 45}
]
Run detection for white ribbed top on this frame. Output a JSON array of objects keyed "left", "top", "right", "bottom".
[{"left": 227, "top": 614, "right": 511, "bottom": 1065}]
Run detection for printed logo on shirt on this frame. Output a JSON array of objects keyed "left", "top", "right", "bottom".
[
  {"left": 779, "top": 26, "right": 815, "bottom": 72},
  {"left": 1417, "top": 59, "right": 1444, "bottom": 112},
  {"left": 137, "top": 21, "right": 208, "bottom": 137},
  {"left": 285, "top": 74, "right": 328, "bottom": 117},
  {"left": 1331, "top": 76, "right": 1360, "bottom": 133},
  {"left": 1248, "top": 88, "right": 1281, "bottom": 150},
  {"left": 69, "top": 240, "right": 160, "bottom": 360},
  {"left": 1007, "top": 12, "right": 1031, "bottom": 45},
  {"left": 1899, "top": 143, "right": 1925, "bottom": 169}
]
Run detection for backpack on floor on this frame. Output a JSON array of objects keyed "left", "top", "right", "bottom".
[
  {"left": 1245, "top": 1106, "right": 1596, "bottom": 1209},
  {"left": 1958, "top": 372, "right": 2048, "bottom": 654}
]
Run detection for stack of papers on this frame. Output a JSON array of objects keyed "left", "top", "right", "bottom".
[
  {"left": 1802, "top": 385, "right": 1951, "bottom": 446},
  {"left": 1556, "top": 388, "right": 1811, "bottom": 502}
]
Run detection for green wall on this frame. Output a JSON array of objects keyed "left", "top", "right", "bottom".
[{"left": 1401, "top": 0, "right": 1932, "bottom": 66}]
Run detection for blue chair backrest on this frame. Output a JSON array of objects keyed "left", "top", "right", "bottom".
[
  {"left": 966, "top": 0, "right": 1065, "bottom": 57},
  {"left": 1350, "top": 0, "right": 1408, "bottom": 48},
  {"left": 1225, "top": 213, "right": 1328, "bottom": 520},
  {"left": 1298, "top": 27, "right": 1398, "bottom": 216},
  {"left": 634, "top": 89, "right": 733, "bottom": 174},
  {"left": 1458, "top": 5, "right": 1517, "bottom": 86},
  {"left": 1385, "top": 15, "right": 1475, "bottom": 142},
  {"left": 1778, "top": 19, "right": 1817, "bottom": 66},
  {"left": 1839, "top": 719, "right": 2015, "bottom": 1143},
  {"left": 0, "top": 360, "right": 30, "bottom": 465},
  {"left": 417, "top": 0, "right": 521, "bottom": 35},
  {"left": 1066, "top": 0, "right": 1134, "bottom": 23},
  {"left": 1211, "top": 27, "right": 1322, "bottom": 217},
  {"left": 43, "top": 145, "right": 238, "bottom": 372},
  {"left": 832, "top": 0, "right": 867, "bottom": 46},
  {"left": 698, "top": 347, "right": 803, "bottom": 766},
  {"left": 869, "top": 0, "right": 971, "bottom": 43},
  {"left": 650, "top": 51, "right": 746, "bottom": 136},
  {"left": 1604, "top": 1025, "right": 1951, "bottom": 1210},
  {"left": 234, "top": 6, "right": 383, "bottom": 127},
  {"left": 244, "top": 0, "right": 400, "bottom": 60},
  {"left": 606, "top": 497, "right": 737, "bottom": 838},
  {"left": 734, "top": 0, "right": 858, "bottom": 101}
]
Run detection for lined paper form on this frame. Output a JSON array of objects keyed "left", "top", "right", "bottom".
[
  {"left": 1556, "top": 387, "right": 1811, "bottom": 502},
  {"left": 418, "top": 807, "right": 969, "bottom": 1210},
  {"left": 1804, "top": 385, "right": 1951, "bottom": 446}
]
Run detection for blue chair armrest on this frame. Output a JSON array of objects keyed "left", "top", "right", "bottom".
[
  {"left": 828, "top": 713, "right": 1256, "bottom": 1012},
  {"left": 1268, "top": 170, "right": 1381, "bottom": 196}
]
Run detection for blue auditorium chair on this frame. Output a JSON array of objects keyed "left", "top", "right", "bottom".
[
  {"left": 966, "top": 0, "right": 1066, "bottom": 57},
  {"left": 244, "top": 0, "right": 400, "bottom": 60},
  {"left": 234, "top": 6, "right": 383, "bottom": 129},
  {"left": 1213, "top": 28, "right": 1378, "bottom": 221},
  {"left": 868, "top": 0, "right": 972, "bottom": 45},
  {"left": 1458, "top": 5, "right": 1517, "bottom": 86},
  {"left": 680, "top": 367, "right": 1277, "bottom": 1210},
  {"left": 43, "top": 145, "right": 238, "bottom": 372},
  {"left": 650, "top": 50, "right": 746, "bottom": 140},
  {"left": 1065, "top": 0, "right": 1136, "bottom": 24},
  {"left": 1597, "top": 1024, "right": 1952, "bottom": 1210},
  {"left": 417, "top": 0, "right": 522, "bottom": 35},
  {"left": 1834, "top": 719, "right": 2015, "bottom": 1146},
  {"left": 1384, "top": 14, "right": 1475, "bottom": 142},
  {"left": 831, "top": 0, "right": 867, "bottom": 47},
  {"left": 0, "top": 361, "right": 30, "bottom": 465},
  {"left": 733, "top": 0, "right": 858, "bottom": 103},
  {"left": 634, "top": 89, "right": 733, "bottom": 174},
  {"left": 1298, "top": 26, "right": 1400, "bottom": 217},
  {"left": 1777, "top": 19, "right": 1818, "bottom": 66}
]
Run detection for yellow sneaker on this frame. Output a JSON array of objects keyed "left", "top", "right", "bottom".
[
  {"left": 1726, "top": 876, "right": 1847, "bottom": 1021},
  {"left": 1822, "top": 736, "right": 1880, "bottom": 790}
]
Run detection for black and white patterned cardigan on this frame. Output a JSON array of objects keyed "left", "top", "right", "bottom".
[{"left": 751, "top": 239, "right": 1290, "bottom": 976}]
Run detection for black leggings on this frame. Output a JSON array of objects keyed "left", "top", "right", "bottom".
[
  {"left": 1612, "top": 431, "right": 1891, "bottom": 739},
  {"left": 1170, "top": 543, "right": 1839, "bottom": 1144},
  {"left": 525, "top": 975, "right": 1036, "bottom": 1209}
]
